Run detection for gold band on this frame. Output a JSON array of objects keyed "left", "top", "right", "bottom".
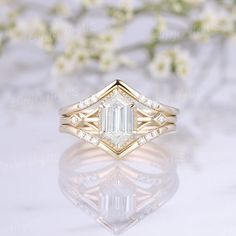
[{"left": 59, "top": 80, "right": 179, "bottom": 158}]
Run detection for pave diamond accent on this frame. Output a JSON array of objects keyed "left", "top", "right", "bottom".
[
  {"left": 145, "top": 133, "right": 153, "bottom": 141},
  {"left": 60, "top": 80, "right": 178, "bottom": 159},
  {"left": 138, "top": 94, "right": 159, "bottom": 110},
  {"left": 100, "top": 93, "right": 136, "bottom": 148},
  {"left": 138, "top": 137, "right": 146, "bottom": 146},
  {"left": 70, "top": 114, "right": 80, "bottom": 126},
  {"left": 77, "top": 130, "right": 100, "bottom": 146},
  {"left": 78, "top": 95, "right": 99, "bottom": 110},
  {"left": 155, "top": 113, "right": 167, "bottom": 126},
  {"left": 137, "top": 129, "right": 159, "bottom": 146}
]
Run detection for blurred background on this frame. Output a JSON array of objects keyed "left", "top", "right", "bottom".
[{"left": 0, "top": 0, "right": 236, "bottom": 235}]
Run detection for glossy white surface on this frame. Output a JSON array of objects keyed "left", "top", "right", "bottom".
[
  {"left": 0, "top": 2, "right": 236, "bottom": 234},
  {"left": 0, "top": 93, "right": 236, "bottom": 236}
]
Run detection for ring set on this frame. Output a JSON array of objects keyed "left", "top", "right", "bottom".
[{"left": 59, "top": 80, "right": 179, "bottom": 158}]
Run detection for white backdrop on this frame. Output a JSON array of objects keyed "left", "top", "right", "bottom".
[{"left": 0, "top": 0, "right": 236, "bottom": 235}]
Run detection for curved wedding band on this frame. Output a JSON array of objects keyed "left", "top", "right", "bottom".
[{"left": 59, "top": 80, "right": 179, "bottom": 158}]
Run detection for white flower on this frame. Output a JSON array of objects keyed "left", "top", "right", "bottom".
[
  {"left": 149, "top": 48, "right": 190, "bottom": 79},
  {"left": 111, "top": 0, "right": 134, "bottom": 24},
  {"left": 176, "top": 57, "right": 190, "bottom": 78},
  {"left": 39, "top": 35, "right": 55, "bottom": 51},
  {"left": 192, "top": 6, "right": 234, "bottom": 40},
  {"left": 156, "top": 16, "right": 166, "bottom": 33},
  {"left": 53, "top": 48, "right": 90, "bottom": 76},
  {"left": 99, "top": 52, "right": 119, "bottom": 72},
  {"left": 51, "top": 2, "right": 71, "bottom": 17},
  {"left": 201, "top": 9, "right": 219, "bottom": 33},
  {"left": 172, "top": 2, "right": 183, "bottom": 13},
  {"left": 29, "top": 19, "right": 55, "bottom": 51},
  {"left": 81, "top": 0, "right": 103, "bottom": 8},
  {"left": 172, "top": 48, "right": 190, "bottom": 78},
  {"left": 216, "top": 12, "right": 234, "bottom": 33},
  {"left": 8, "top": 19, "right": 28, "bottom": 40},
  {"left": 149, "top": 54, "right": 171, "bottom": 78},
  {"left": 97, "top": 29, "right": 121, "bottom": 50},
  {"left": 152, "top": 16, "right": 167, "bottom": 39},
  {"left": 51, "top": 19, "right": 74, "bottom": 45},
  {"left": 29, "top": 18, "right": 47, "bottom": 38},
  {"left": 119, "top": 56, "right": 135, "bottom": 68},
  {"left": 65, "top": 37, "right": 87, "bottom": 56},
  {"left": 73, "top": 48, "right": 90, "bottom": 68},
  {"left": 52, "top": 55, "right": 75, "bottom": 76},
  {"left": 9, "top": 17, "right": 47, "bottom": 41},
  {"left": 184, "top": 0, "right": 203, "bottom": 6},
  {"left": 120, "top": 0, "right": 133, "bottom": 9}
]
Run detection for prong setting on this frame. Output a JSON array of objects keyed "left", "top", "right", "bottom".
[{"left": 60, "top": 80, "right": 178, "bottom": 158}]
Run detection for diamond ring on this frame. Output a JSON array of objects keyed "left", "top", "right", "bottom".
[{"left": 59, "top": 80, "right": 179, "bottom": 158}]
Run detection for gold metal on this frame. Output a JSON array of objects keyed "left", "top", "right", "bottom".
[{"left": 59, "top": 80, "right": 179, "bottom": 158}]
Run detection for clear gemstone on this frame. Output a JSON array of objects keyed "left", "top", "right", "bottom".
[
  {"left": 90, "top": 137, "right": 99, "bottom": 145},
  {"left": 138, "top": 137, "right": 146, "bottom": 145},
  {"left": 78, "top": 130, "right": 85, "bottom": 138},
  {"left": 146, "top": 99, "right": 153, "bottom": 107},
  {"left": 145, "top": 133, "right": 153, "bottom": 141},
  {"left": 79, "top": 102, "right": 86, "bottom": 109},
  {"left": 100, "top": 94, "right": 135, "bottom": 147},
  {"left": 151, "top": 129, "right": 159, "bottom": 137},
  {"left": 85, "top": 174, "right": 98, "bottom": 183},
  {"left": 71, "top": 114, "right": 80, "bottom": 126},
  {"left": 91, "top": 95, "right": 98, "bottom": 103},
  {"left": 100, "top": 180, "right": 135, "bottom": 223},
  {"left": 84, "top": 134, "right": 91, "bottom": 141},
  {"left": 152, "top": 102, "right": 160, "bottom": 109},
  {"left": 155, "top": 113, "right": 167, "bottom": 125},
  {"left": 139, "top": 95, "right": 146, "bottom": 103},
  {"left": 84, "top": 99, "right": 91, "bottom": 106}
]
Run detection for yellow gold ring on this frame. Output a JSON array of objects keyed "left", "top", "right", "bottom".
[{"left": 59, "top": 80, "right": 179, "bottom": 158}]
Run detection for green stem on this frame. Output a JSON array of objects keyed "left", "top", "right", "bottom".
[
  {"left": 0, "top": 37, "right": 9, "bottom": 55},
  {"left": 69, "top": 7, "right": 87, "bottom": 24},
  {"left": 116, "top": 31, "right": 190, "bottom": 54}
]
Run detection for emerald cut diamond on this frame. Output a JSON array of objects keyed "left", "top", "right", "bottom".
[
  {"left": 100, "top": 180, "right": 135, "bottom": 223},
  {"left": 100, "top": 93, "right": 136, "bottom": 148}
]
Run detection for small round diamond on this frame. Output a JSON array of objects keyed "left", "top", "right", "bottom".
[
  {"left": 90, "top": 137, "right": 99, "bottom": 145},
  {"left": 145, "top": 133, "right": 153, "bottom": 141},
  {"left": 78, "top": 130, "right": 85, "bottom": 138},
  {"left": 79, "top": 102, "right": 86, "bottom": 109},
  {"left": 146, "top": 99, "right": 153, "bottom": 107},
  {"left": 138, "top": 137, "right": 146, "bottom": 145},
  {"left": 152, "top": 102, "right": 160, "bottom": 110},
  {"left": 84, "top": 99, "right": 91, "bottom": 106},
  {"left": 151, "top": 129, "right": 159, "bottom": 137},
  {"left": 154, "top": 113, "right": 167, "bottom": 126},
  {"left": 84, "top": 134, "right": 91, "bottom": 142},
  {"left": 86, "top": 174, "right": 98, "bottom": 182},
  {"left": 91, "top": 95, "right": 98, "bottom": 103},
  {"left": 157, "top": 114, "right": 167, "bottom": 124},
  {"left": 139, "top": 95, "right": 147, "bottom": 103},
  {"left": 70, "top": 115, "right": 80, "bottom": 126}
]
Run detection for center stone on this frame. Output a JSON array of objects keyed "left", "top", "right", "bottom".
[
  {"left": 100, "top": 180, "right": 135, "bottom": 223},
  {"left": 100, "top": 93, "right": 135, "bottom": 147}
]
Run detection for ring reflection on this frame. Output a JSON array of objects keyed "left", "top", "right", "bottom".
[{"left": 59, "top": 142, "right": 179, "bottom": 234}]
